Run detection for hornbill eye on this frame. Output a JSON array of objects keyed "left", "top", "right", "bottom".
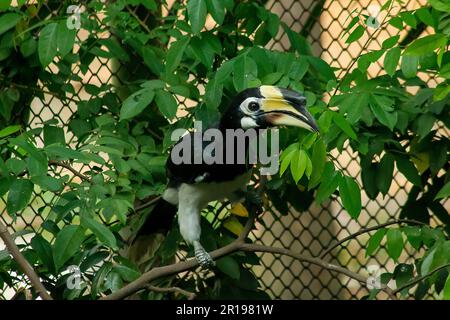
[{"left": 248, "top": 101, "right": 260, "bottom": 112}]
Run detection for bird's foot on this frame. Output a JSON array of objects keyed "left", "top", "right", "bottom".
[{"left": 193, "top": 241, "right": 215, "bottom": 269}]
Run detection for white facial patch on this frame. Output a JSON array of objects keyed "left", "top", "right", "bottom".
[
  {"left": 239, "top": 97, "right": 261, "bottom": 115},
  {"left": 240, "top": 116, "right": 259, "bottom": 129}
]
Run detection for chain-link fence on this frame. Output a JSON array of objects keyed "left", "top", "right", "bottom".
[{"left": 1, "top": 0, "right": 447, "bottom": 300}]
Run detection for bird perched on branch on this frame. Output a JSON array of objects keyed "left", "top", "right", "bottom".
[{"left": 132, "top": 85, "right": 318, "bottom": 269}]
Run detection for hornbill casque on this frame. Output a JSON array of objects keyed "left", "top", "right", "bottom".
[{"left": 132, "top": 85, "right": 318, "bottom": 269}]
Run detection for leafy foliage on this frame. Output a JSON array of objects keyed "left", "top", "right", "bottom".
[{"left": 0, "top": 0, "right": 448, "bottom": 300}]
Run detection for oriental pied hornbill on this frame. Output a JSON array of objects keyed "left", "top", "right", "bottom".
[{"left": 133, "top": 85, "right": 318, "bottom": 268}]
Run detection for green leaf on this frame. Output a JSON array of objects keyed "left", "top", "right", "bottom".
[
  {"left": 6, "top": 158, "right": 25, "bottom": 175},
  {"left": 346, "top": 25, "right": 365, "bottom": 43},
  {"left": 31, "top": 235, "right": 54, "bottom": 271},
  {"left": 389, "top": 16, "right": 403, "bottom": 29},
  {"left": 142, "top": 46, "right": 163, "bottom": 75},
  {"left": 435, "top": 181, "right": 450, "bottom": 200},
  {"left": 396, "top": 155, "right": 421, "bottom": 186},
  {"left": 105, "top": 271, "right": 123, "bottom": 292},
  {"left": 288, "top": 57, "right": 309, "bottom": 81},
  {"left": 333, "top": 112, "right": 357, "bottom": 140},
  {"left": 32, "top": 175, "right": 63, "bottom": 192},
  {"left": 114, "top": 265, "right": 140, "bottom": 282},
  {"left": 0, "top": 0, "right": 11, "bottom": 11},
  {"left": 166, "top": 36, "right": 190, "bottom": 73},
  {"left": 403, "top": 226, "right": 422, "bottom": 250},
  {"left": 400, "top": 13, "right": 417, "bottom": 28},
  {"left": 99, "top": 38, "right": 129, "bottom": 62},
  {"left": 316, "top": 165, "right": 342, "bottom": 204},
  {"left": 369, "top": 95, "right": 397, "bottom": 131},
  {"left": 404, "top": 34, "right": 448, "bottom": 56},
  {"left": 384, "top": 47, "right": 401, "bottom": 76},
  {"left": 80, "top": 214, "right": 117, "bottom": 249},
  {"left": 155, "top": 90, "right": 178, "bottom": 119},
  {"left": 0, "top": 176, "right": 14, "bottom": 198},
  {"left": 339, "top": 176, "right": 361, "bottom": 219},
  {"left": 342, "top": 93, "right": 369, "bottom": 123},
  {"left": 376, "top": 153, "right": 394, "bottom": 196},
  {"left": 190, "top": 36, "right": 216, "bottom": 68},
  {"left": 53, "top": 225, "right": 85, "bottom": 271},
  {"left": 6, "top": 179, "right": 33, "bottom": 215},
  {"left": 382, "top": 35, "right": 400, "bottom": 49},
  {"left": 91, "top": 262, "right": 112, "bottom": 297},
  {"left": 416, "top": 113, "right": 435, "bottom": 139},
  {"left": 306, "top": 56, "right": 336, "bottom": 81},
  {"left": 443, "top": 274, "right": 450, "bottom": 300},
  {"left": 119, "top": 88, "right": 154, "bottom": 120},
  {"left": 27, "top": 154, "right": 48, "bottom": 177},
  {"left": 216, "top": 256, "right": 240, "bottom": 280},
  {"left": 308, "top": 139, "right": 326, "bottom": 190},
  {"left": 0, "top": 12, "right": 21, "bottom": 35},
  {"left": 344, "top": 16, "right": 360, "bottom": 34},
  {"left": 440, "top": 63, "right": 450, "bottom": 79},
  {"left": 38, "top": 22, "right": 58, "bottom": 67},
  {"left": 279, "top": 146, "right": 297, "bottom": 176},
  {"left": 290, "top": 149, "right": 307, "bottom": 184},
  {"left": 401, "top": 55, "right": 419, "bottom": 78},
  {"left": 56, "top": 20, "right": 76, "bottom": 57},
  {"left": 187, "top": 0, "right": 207, "bottom": 34},
  {"left": 386, "top": 228, "right": 403, "bottom": 261},
  {"left": 428, "top": 0, "right": 450, "bottom": 12},
  {"left": 206, "top": 0, "right": 225, "bottom": 25},
  {"left": 415, "top": 8, "right": 435, "bottom": 27},
  {"left": 366, "top": 229, "right": 386, "bottom": 257},
  {"left": 421, "top": 248, "right": 437, "bottom": 276},
  {"left": 358, "top": 50, "right": 384, "bottom": 72},
  {"left": 204, "top": 78, "right": 223, "bottom": 110},
  {"left": 44, "top": 125, "right": 65, "bottom": 146},
  {"left": 0, "top": 125, "right": 21, "bottom": 138},
  {"left": 233, "top": 54, "right": 257, "bottom": 92}
]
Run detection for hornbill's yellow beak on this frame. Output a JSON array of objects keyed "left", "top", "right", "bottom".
[{"left": 258, "top": 86, "right": 319, "bottom": 133}]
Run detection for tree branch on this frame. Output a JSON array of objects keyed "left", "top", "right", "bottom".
[
  {"left": 0, "top": 220, "right": 53, "bottom": 300},
  {"left": 101, "top": 217, "right": 396, "bottom": 300},
  {"left": 48, "top": 160, "right": 90, "bottom": 182},
  {"left": 393, "top": 263, "right": 450, "bottom": 295},
  {"left": 320, "top": 219, "right": 425, "bottom": 258},
  {"left": 135, "top": 196, "right": 161, "bottom": 212},
  {"left": 147, "top": 285, "right": 196, "bottom": 300}
]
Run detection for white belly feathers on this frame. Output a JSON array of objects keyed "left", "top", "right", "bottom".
[{"left": 162, "top": 172, "right": 250, "bottom": 207}]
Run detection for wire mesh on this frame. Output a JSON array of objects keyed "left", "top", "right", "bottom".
[{"left": 0, "top": 0, "right": 448, "bottom": 300}]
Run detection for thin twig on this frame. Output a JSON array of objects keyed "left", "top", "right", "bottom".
[
  {"left": 48, "top": 160, "right": 90, "bottom": 182},
  {"left": 0, "top": 75, "right": 79, "bottom": 105},
  {"left": 320, "top": 219, "right": 426, "bottom": 258},
  {"left": 135, "top": 196, "right": 161, "bottom": 212},
  {"left": 0, "top": 221, "right": 53, "bottom": 300},
  {"left": 126, "top": 5, "right": 152, "bottom": 34},
  {"left": 147, "top": 285, "right": 196, "bottom": 300},
  {"left": 393, "top": 263, "right": 450, "bottom": 295}
]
